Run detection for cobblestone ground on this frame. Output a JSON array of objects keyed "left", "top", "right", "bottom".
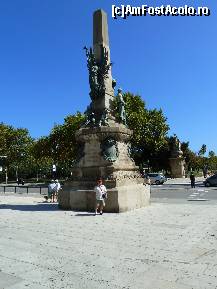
[{"left": 0, "top": 194, "right": 217, "bottom": 289}]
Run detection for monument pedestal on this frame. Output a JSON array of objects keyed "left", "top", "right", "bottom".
[
  {"left": 58, "top": 9, "right": 150, "bottom": 212},
  {"left": 58, "top": 126, "right": 150, "bottom": 212},
  {"left": 169, "top": 157, "right": 185, "bottom": 178},
  {"left": 59, "top": 185, "right": 150, "bottom": 213}
]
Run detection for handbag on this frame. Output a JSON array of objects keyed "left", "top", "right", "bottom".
[
  {"left": 99, "top": 185, "right": 107, "bottom": 199},
  {"left": 102, "top": 193, "right": 107, "bottom": 199}
]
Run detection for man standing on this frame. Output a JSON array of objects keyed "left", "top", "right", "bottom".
[
  {"left": 54, "top": 179, "right": 61, "bottom": 202},
  {"left": 190, "top": 172, "right": 196, "bottom": 188},
  {"left": 48, "top": 180, "right": 56, "bottom": 202},
  {"left": 94, "top": 178, "right": 107, "bottom": 215}
]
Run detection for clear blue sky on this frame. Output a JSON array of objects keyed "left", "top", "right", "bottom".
[{"left": 0, "top": 0, "right": 216, "bottom": 154}]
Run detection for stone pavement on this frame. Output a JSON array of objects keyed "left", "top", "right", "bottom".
[{"left": 0, "top": 194, "right": 217, "bottom": 289}]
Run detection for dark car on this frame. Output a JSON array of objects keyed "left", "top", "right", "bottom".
[
  {"left": 17, "top": 178, "right": 25, "bottom": 185},
  {"left": 204, "top": 174, "right": 217, "bottom": 187}
]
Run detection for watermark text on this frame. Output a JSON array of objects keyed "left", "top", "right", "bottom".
[{"left": 112, "top": 5, "right": 211, "bottom": 19}]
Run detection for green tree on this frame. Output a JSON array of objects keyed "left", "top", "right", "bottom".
[
  {"left": 207, "top": 151, "right": 217, "bottom": 173},
  {"left": 123, "top": 92, "right": 169, "bottom": 169},
  {"left": 208, "top": 150, "right": 215, "bottom": 158},
  {"left": 0, "top": 123, "right": 33, "bottom": 179},
  {"left": 32, "top": 112, "right": 85, "bottom": 177},
  {"left": 198, "top": 144, "right": 207, "bottom": 156}
]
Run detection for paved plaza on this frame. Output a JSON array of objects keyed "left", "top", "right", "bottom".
[{"left": 0, "top": 189, "right": 217, "bottom": 289}]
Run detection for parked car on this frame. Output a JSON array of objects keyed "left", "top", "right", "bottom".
[
  {"left": 204, "top": 174, "right": 217, "bottom": 187},
  {"left": 145, "top": 173, "right": 167, "bottom": 185}
]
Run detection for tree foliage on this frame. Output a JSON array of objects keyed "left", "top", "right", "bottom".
[
  {"left": 123, "top": 92, "right": 170, "bottom": 169},
  {"left": 31, "top": 112, "right": 85, "bottom": 177},
  {"left": 0, "top": 122, "right": 33, "bottom": 179},
  {"left": 198, "top": 144, "right": 207, "bottom": 156}
]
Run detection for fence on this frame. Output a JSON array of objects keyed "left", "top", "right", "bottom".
[{"left": 0, "top": 185, "right": 48, "bottom": 195}]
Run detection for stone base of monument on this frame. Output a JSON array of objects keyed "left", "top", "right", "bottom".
[
  {"left": 58, "top": 126, "right": 150, "bottom": 213},
  {"left": 169, "top": 157, "right": 185, "bottom": 178},
  {"left": 58, "top": 184, "right": 150, "bottom": 213}
]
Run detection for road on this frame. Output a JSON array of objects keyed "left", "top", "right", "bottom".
[
  {"left": 1, "top": 180, "right": 217, "bottom": 204},
  {"left": 151, "top": 180, "right": 217, "bottom": 204}
]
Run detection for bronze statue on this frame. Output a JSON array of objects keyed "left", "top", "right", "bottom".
[
  {"left": 84, "top": 45, "right": 111, "bottom": 102},
  {"left": 173, "top": 134, "right": 181, "bottom": 151},
  {"left": 117, "top": 88, "right": 126, "bottom": 125}
]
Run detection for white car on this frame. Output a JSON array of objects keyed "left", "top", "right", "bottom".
[{"left": 145, "top": 173, "right": 167, "bottom": 185}]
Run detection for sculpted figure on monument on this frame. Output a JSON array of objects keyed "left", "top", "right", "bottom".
[
  {"left": 97, "top": 45, "right": 112, "bottom": 91},
  {"left": 84, "top": 103, "right": 96, "bottom": 126},
  {"left": 117, "top": 88, "right": 127, "bottom": 125},
  {"left": 84, "top": 45, "right": 111, "bottom": 101},
  {"left": 173, "top": 134, "right": 181, "bottom": 151},
  {"left": 99, "top": 108, "right": 109, "bottom": 126},
  {"left": 112, "top": 78, "right": 117, "bottom": 89},
  {"left": 84, "top": 46, "right": 99, "bottom": 100},
  {"left": 171, "top": 134, "right": 183, "bottom": 158}
]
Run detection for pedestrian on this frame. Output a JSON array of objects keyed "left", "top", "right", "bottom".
[
  {"left": 54, "top": 179, "right": 61, "bottom": 202},
  {"left": 94, "top": 178, "right": 107, "bottom": 215},
  {"left": 190, "top": 172, "right": 195, "bottom": 188},
  {"left": 47, "top": 180, "right": 56, "bottom": 202}
]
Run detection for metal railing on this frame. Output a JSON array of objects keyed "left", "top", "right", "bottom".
[{"left": 0, "top": 185, "right": 48, "bottom": 195}]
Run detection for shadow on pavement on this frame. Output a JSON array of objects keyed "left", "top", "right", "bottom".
[
  {"left": 75, "top": 213, "right": 96, "bottom": 217},
  {"left": 0, "top": 203, "right": 59, "bottom": 211},
  {"left": 162, "top": 181, "right": 204, "bottom": 187}
]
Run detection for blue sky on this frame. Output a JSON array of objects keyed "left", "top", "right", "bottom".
[{"left": 0, "top": 0, "right": 216, "bottom": 154}]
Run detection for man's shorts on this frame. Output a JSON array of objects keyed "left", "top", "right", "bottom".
[{"left": 96, "top": 199, "right": 105, "bottom": 207}]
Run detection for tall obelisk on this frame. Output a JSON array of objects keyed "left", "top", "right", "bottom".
[
  {"left": 93, "top": 10, "right": 110, "bottom": 63},
  {"left": 92, "top": 10, "right": 114, "bottom": 116}
]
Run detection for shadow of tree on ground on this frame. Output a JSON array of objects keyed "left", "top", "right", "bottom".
[{"left": 0, "top": 203, "right": 59, "bottom": 212}]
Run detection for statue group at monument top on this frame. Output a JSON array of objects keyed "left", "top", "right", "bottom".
[{"left": 84, "top": 9, "right": 126, "bottom": 127}]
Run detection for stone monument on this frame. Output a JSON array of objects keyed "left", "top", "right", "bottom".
[
  {"left": 169, "top": 134, "right": 185, "bottom": 178},
  {"left": 58, "top": 9, "right": 150, "bottom": 212}
]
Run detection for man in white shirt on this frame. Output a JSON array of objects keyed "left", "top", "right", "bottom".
[
  {"left": 94, "top": 178, "right": 107, "bottom": 215},
  {"left": 48, "top": 180, "right": 56, "bottom": 202},
  {"left": 54, "top": 179, "right": 61, "bottom": 202}
]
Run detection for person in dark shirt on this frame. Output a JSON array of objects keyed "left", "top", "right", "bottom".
[{"left": 190, "top": 172, "right": 195, "bottom": 188}]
